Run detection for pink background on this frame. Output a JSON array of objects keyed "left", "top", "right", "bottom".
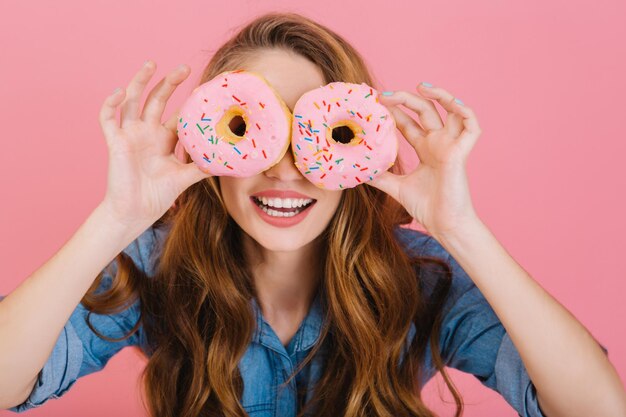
[{"left": 1, "top": 0, "right": 625, "bottom": 415}]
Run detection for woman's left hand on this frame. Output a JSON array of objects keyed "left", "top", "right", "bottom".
[{"left": 367, "top": 83, "right": 482, "bottom": 239}]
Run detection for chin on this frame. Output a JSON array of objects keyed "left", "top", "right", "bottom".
[
  {"left": 244, "top": 220, "right": 324, "bottom": 253},
  {"left": 250, "top": 234, "right": 310, "bottom": 252}
]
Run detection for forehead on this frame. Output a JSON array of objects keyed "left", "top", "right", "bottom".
[{"left": 239, "top": 48, "right": 327, "bottom": 112}]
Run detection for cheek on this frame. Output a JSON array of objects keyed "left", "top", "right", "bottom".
[{"left": 319, "top": 192, "right": 343, "bottom": 216}]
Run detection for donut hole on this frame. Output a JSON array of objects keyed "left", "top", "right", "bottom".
[
  {"left": 216, "top": 106, "right": 249, "bottom": 144},
  {"left": 331, "top": 125, "right": 355, "bottom": 144},
  {"left": 228, "top": 115, "right": 247, "bottom": 137}
]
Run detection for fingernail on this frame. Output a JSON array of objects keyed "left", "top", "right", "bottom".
[
  {"left": 112, "top": 87, "right": 121, "bottom": 94},
  {"left": 144, "top": 60, "right": 153, "bottom": 67},
  {"left": 381, "top": 91, "right": 394, "bottom": 96},
  {"left": 454, "top": 97, "right": 464, "bottom": 105},
  {"left": 421, "top": 82, "right": 433, "bottom": 87},
  {"left": 177, "top": 64, "right": 187, "bottom": 71}
]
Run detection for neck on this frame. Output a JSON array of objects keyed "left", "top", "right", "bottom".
[{"left": 244, "top": 233, "right": 322, "bottom": 318}]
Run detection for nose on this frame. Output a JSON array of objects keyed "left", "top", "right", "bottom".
[{"left": 263, "top": 149, "right": 303, "bottom": 182}]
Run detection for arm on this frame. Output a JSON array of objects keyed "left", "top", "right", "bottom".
[
  {"left": 432, "top": 217, "right": 626, "bottom": 417},
  {"left": 0, "top": 203, "right": 147, "bottom": 409},
  {"left": 1, "top": 59, "right": 209, "bottom": 410},
  {"left": 372, "top": 79, "right": 624, "bottom": 416},
  {"left": 401, "top": 227, "right": 547, "bottom": 415}
]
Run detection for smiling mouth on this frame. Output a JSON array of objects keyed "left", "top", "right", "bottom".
[{"left": 251, "top": 196, "right": 316, "bottom": 217}]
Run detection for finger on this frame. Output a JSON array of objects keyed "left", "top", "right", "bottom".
[
  {"left": 173, "top": 140, "right": 189, "bottom": 163},
  {"left": 455, "top": 104, "right": 482, "bottom": 142},
  {"left": 442, "top": 112, "right": 464, "bottom": 138},
  {"left": 416, "top": 84, "right": 480, "bottom": 138},
  {"left": 120, "top": 60, "right": 157, "bottom": 126},
  {"left": 179, "top": 161, "right": 212, "bottom": 189},
  {"left": 99, "top": 87, "right": 127, "bottom": 140},
  {"left": 163, "top": 109, "right": 182, "bottom": 153},
  {"left": 387, "top": 105, "right": 426, "bottom": 149},
  {"left": 163, "top": 108, "right": 180, "bottom": 132},
  {"left": 416, "top": 85, "right": 464, "bottom": 137},
  {"left": 366, "top": 170, "right": 403, "bottom": 204},
  {"left": 378, "top": 90, "right": 444, "bottom": 131},
  {"left": 141, "top": 64, "right": 191, "bottom": 123},
  {"left": 456, "top": 105, "right": 482, "bottom": 153}
]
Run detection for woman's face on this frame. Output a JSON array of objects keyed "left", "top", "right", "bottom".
[{"left": 219, "top": 48, "right": 343, "bottom": 252}]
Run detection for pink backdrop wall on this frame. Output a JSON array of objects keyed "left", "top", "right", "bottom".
[{"left": 1, "top": 0, "right": 624, "bottom": 415}]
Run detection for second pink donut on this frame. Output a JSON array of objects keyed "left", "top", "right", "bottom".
[{"left": 291, "top": 82, "right": 398, "bottom": 190}]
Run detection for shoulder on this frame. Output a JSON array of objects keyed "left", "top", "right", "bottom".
[
  {"left": 125, "top": 222, "right": 169, "bottom": 276},
  {"left": 97, "top": 222, "right": 169, "bottom": 292},
  {"left": 76, "top": 223, "right": 171, "bottom": 353},
  {"left": 392, "top": 225, "right": 475, "bottom": 303},
  {"left": 392, "top": 225, "right": 432, "bottom": 256}
]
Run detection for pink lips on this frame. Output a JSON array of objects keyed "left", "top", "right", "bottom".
[{"left": 250, "top": 189, "right": 316, "bottom": 228}]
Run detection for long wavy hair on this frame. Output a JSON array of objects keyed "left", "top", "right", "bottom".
[{"left": 82, "top": 11, "right": 464, "bottom": 417}]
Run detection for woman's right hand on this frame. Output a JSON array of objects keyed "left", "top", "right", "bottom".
[{"left": 98, "top": 60, "right": 211, "bottom": 228}]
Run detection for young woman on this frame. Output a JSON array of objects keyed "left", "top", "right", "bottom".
[{"left": 1, "top": 11, "right": 624, "bottom": 417}]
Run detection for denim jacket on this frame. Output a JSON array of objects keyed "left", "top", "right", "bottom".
[{"left": 3, "top": 224, "right": 608, "bottom": 416}]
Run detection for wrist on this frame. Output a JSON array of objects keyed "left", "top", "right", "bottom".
[
  {"left": 92, "top": 202, "right": 151, "bottom": 244},
  {"left": 431, "top": 214, "right": 487, "bottom": 246}
]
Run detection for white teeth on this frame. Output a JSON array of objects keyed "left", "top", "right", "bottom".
[
  {"left": 253, "top": 196, "right": 316, "bottom": 218},
  {"left": 257, "top": 197, "right": 313, "bottom": 209},
  {"left": 259, "top": 204, "right": 299, "bottom": 217}
]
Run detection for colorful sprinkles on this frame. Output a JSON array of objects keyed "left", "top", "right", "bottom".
[
  {"left": 291, "top": 82, "right": 395, "bottom": 190},
  {"left": 178, "top": 75, "right": 395, "bottom": 187},
  {"left": 176, "top": 70, "right": 289, "bottom": 176}
]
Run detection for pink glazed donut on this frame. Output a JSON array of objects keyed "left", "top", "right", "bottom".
[
  {"left": 176, "top": 70, "right": 292, "bottom": 177},
  {"left": 291, "top": 82, "right": 398, "bottom": 190}
]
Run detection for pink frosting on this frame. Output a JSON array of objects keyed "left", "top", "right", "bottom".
[
  {"left": 176, "top": 70, "right": 291, "bottom": 177},
  {"left": 291, "top": 82, "right": 398, "bottom": 190}
]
